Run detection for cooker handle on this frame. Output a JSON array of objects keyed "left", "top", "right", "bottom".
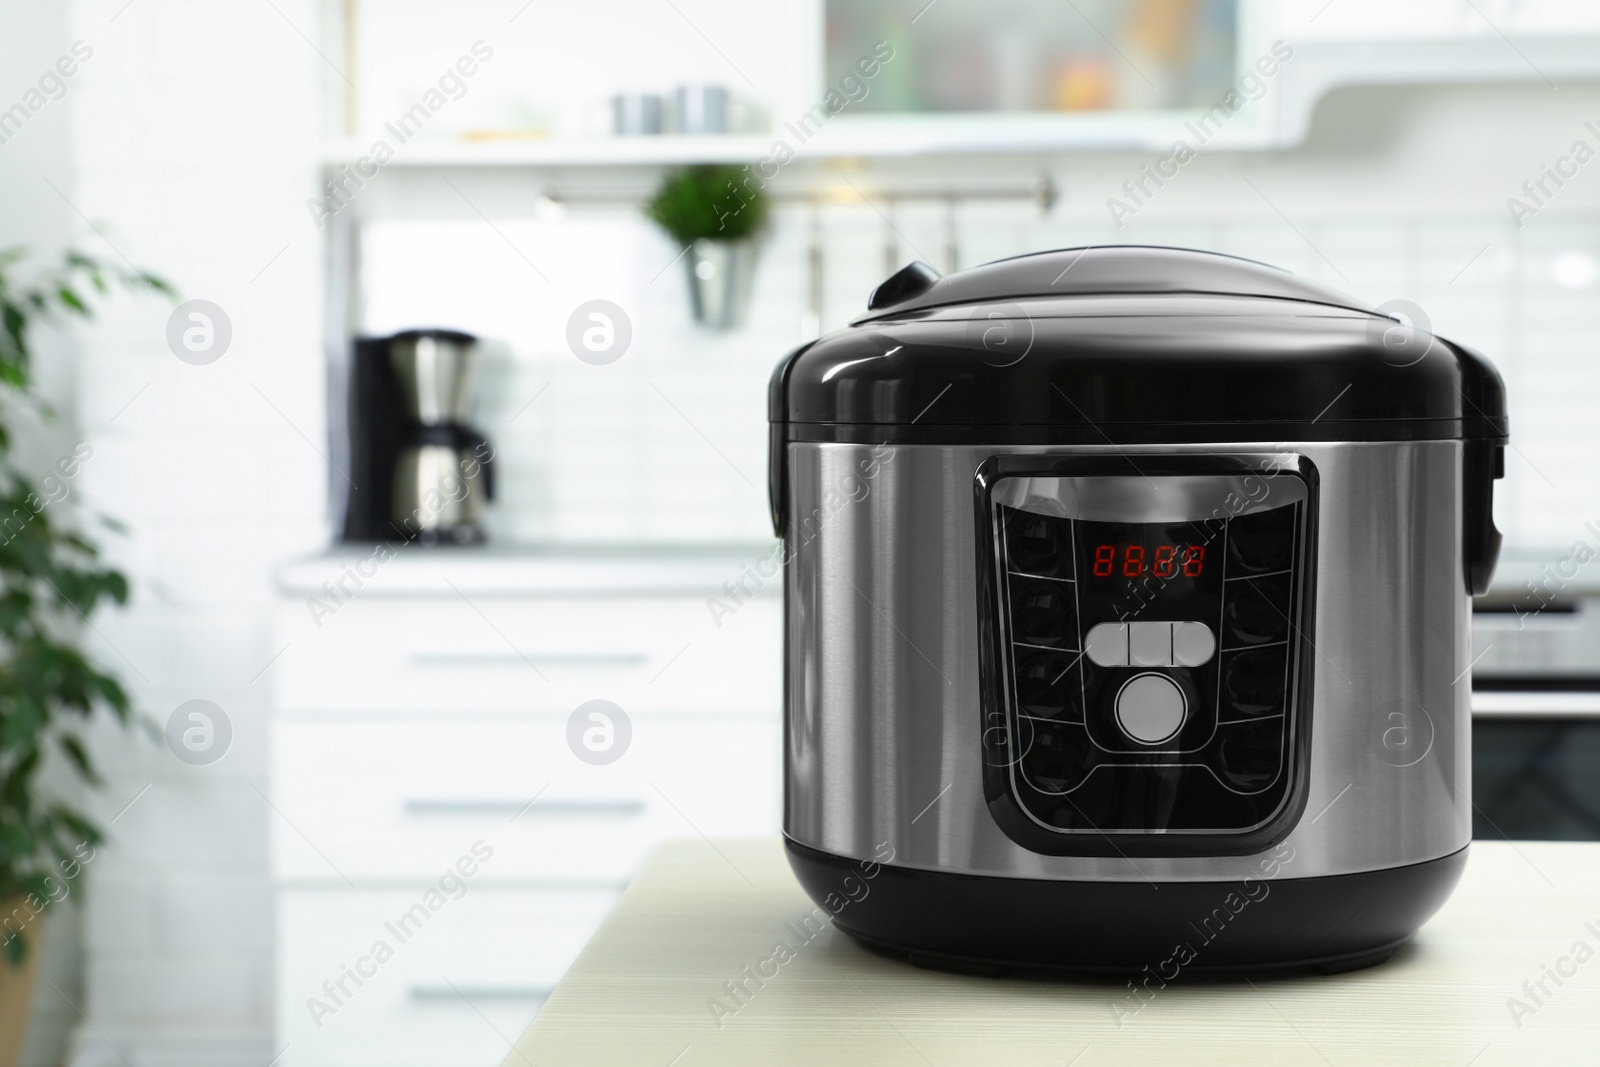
[
  {"left": 456, "top": 427, "right": 495, "bottom": 501},
  {"left": 1464, "top": 440, "right": 1504, "bottom": 596},
  {"left": 768, "top": 342, "right": 814, "bottom": 539},
  {"left": 867, "top": 260, "right": 941, "bottom": 311},
  {"left": 768, "top": 422, "right": 786, "bottom": 538}
]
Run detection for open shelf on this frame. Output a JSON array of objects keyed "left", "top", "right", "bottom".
[{"left": 320, "top": 134, "right": 779, "bottom": 168}]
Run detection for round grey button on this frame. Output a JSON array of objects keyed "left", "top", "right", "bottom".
[{"left": 1116, "top": 673, "right": 1186, "bottom": 745}]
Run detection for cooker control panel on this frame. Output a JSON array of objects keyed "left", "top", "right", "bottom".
[{"left": 982, "top": 464, "right": 1313, "bottom": 849}]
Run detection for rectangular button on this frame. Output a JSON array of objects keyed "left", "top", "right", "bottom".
[
  {"left": 1085, "top": 622, "right": 1128, "bottom": 667},
  {"left": 1129, "top": 622, "right": 1173, "bottom": 666},
  {"left": 1173, "top": 621, "right": 1217, "bottom": 666}
]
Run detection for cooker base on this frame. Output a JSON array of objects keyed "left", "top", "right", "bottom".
[
  {"left": 785, "top": 838, "right": 1467, "bottom": 975},
  {"left": 876, "top": 933, "right": 1408, "bottom": 978}
]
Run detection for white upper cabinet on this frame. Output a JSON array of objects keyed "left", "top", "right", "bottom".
[
  {"left": 1279, "top": 0, "right": 1600, "bottom": 40},
  {"left": 321, "top": 0, "right": 1600, "bottom": 161}
]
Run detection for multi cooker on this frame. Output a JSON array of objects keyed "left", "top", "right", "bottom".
[{"left": 770, "top": 246, "right": 1507, "bottom": 972}]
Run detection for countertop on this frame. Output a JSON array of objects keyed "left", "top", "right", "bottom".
[
  {"left": 502, "top": 838, "right": 1600, "bottom": 1066},
  {"left": 273, "top": 543, "right": 780, "bottom": 597}
]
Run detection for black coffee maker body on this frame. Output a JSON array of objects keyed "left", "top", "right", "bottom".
[{"left": 343, "top": 329, "right": 494, "bottom": 544}]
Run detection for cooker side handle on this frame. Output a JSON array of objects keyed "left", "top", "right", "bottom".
[
  {"left": 768, "top": 422, "right": 786, "bottom": 538},
  {"left": 768, "top": 342, "right": 813, "bottom": 538},
  {"left": 1464, "top": 439, "right": 1505, "bottom": 596}
]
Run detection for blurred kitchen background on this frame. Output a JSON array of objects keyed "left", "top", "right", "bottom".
[{"left": 2, "top": 0, "right": 1600, "bottom": 1065}]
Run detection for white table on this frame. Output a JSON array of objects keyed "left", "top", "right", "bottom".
[{"left": 503, "top": 838, "right": 1600, "bottom": 1066}]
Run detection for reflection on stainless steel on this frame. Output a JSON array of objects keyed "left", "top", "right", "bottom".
[
  {"left": 784, "top": 440, "right": 1469, "bottom": 882},
  {"left": 389, "top": 333, "right": 476, "bottom": 425},
  {"left": 393, "top": 444, "right": 480, "bottom": 532},
  {"left": 995, "top": 472, "right": 1308, "bottom": 522}
]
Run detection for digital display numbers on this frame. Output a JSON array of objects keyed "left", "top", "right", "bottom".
[{"left": 1092, "top": 543, "right": 1205, "bottom": 578}]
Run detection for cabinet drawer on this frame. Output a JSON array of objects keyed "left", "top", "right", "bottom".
[
  {"left": 271, "top": 717, "right": 780, "bottom": 882},
  {"left": 277, "top": 888, "right": 615, "bottom": 1067},
  {"left": 273, "top": 596, "right": 780, "bottom": 715}
]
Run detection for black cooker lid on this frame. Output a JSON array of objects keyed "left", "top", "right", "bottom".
[{"left": 770, "top": 246, "right": 1508, "bottom": 444}]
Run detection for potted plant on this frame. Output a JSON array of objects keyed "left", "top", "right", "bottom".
[
  {"left": 0, "top": 247, "right": 165, "bottom": 1066},
  {"left": 646, "top": 164, "right": 769, "bottom": 328}
]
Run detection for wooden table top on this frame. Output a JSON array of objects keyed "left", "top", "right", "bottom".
[{"left": 502, "top": 838, "right": 1600, "bottom": 1066}]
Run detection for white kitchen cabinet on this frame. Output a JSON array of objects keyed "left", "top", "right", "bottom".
[
  {"left": 270, "top": 548, "right": 781, "bottom": 1067},
  {"left": 275, "top": 596, "right": 778, "bottom": 716},
  {"left": 1280, "top": 0, "right": 1600, "bottom": 40},
  {"left": 277, "top": 888, "right": 617, "bottom": 1067},
  {"left": 270, "top": 717, "right": 780, "bottom": 883},
  {"left": 319, "top": 0, "right": 1600, "bottom": 168}
]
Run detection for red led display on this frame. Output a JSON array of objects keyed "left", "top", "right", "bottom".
[{"left": 1093, "top": 544, "right": 1204, "bottom": 578}]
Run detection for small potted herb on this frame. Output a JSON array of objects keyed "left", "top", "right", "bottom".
[{"left": 646, "top": 164, "right": 769, "bottom": 328}]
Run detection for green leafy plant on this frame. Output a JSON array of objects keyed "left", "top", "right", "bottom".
[
  {"left": 645, "top": 164, "right": 770, "bottom": 245},
  {"left": 0, "top": 246, "right": 170, "bottom": 966}
]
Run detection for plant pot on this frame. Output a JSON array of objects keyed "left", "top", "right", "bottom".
[
  {"left": 0, "top": 898, "right": 44, "bottom": 1067},
  {"left": 686, "top": 239, "right": 755, "bottom": 329}
]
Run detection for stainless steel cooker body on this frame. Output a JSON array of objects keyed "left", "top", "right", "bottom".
[
  {"left": 770, "top": 246, "right": 1506, "bottom": 970},
  {"left": 782, "top": 438, "right": 1470, "bottom": 884}
]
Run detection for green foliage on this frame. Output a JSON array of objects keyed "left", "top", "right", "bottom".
[
  {"left": 645, "top": 164, "right": 770, "bottom": 245},
  {"left": 0, "top": 247, "right": 168, "bottom": 966}
]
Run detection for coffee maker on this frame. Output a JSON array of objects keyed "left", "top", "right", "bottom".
[{"left": 342, "top": 329, "right": 494, "bottom": 545}]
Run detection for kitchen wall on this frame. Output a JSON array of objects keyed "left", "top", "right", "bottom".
[
  {"left": 25, "top": 1, "right": 1600, "bottom": 1063},
  {"left": 66, "top": 0, "right": 324, "bottom": 1062},
  {"left": 0, "top": 6, "right": 91, "bottom": 1064}
]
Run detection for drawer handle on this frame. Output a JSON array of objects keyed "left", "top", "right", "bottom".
[
  {"left": 409, "top": 653, "right": 648, "bottom": 668},
  {"left": 404, "top": 799, "right": 646, "bottom": 817},
  {"left": 408, "top": 985, "right": 553, "bottom": 1002}
]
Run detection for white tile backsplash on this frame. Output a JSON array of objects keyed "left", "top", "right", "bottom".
[
  {"left": 86, "top": 876, "right": 274, "bottom": 952},
  {"left": 70, "top": 0, "right": 321, "bottom": 1057},
  {"left": 88, "top": 779, "right": 270, "bottom": 869},
  {"left": 354, "top": 195, "right": 1600, "bottom": 553},
  {"left": 86, "top": 958, "right": 268, "bottom": 1027}
]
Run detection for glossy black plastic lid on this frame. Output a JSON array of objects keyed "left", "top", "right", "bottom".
[{"left": 769, "top": 246, "right": 1508, "bottom": 445}]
